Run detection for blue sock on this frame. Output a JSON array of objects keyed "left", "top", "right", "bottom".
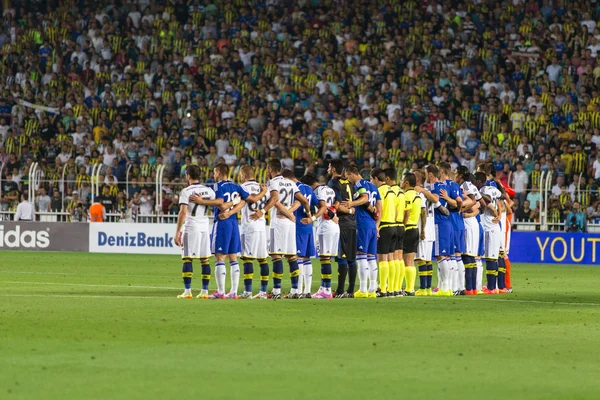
[
  {"left": 497, "top": 256, "right": 506, "bottom": 290},
  {"left": 243, "top": 260, "right": 253, "bottom": 293},
  {"left": 486, "top": 260, "right": 498, "bottom": 289},
  {"left": 289, "top": 258, "right": 299, "bottom": 289},
  {"left": 182, "top": 261, "right": 193, "bottom": 290},
  {"left": 426, "top": 263, "right": 433, "bottom": 288},
  {"left": 259, "top": 259, "right": 269, "bottom": 292},
  {"left": 201, "top": 261, "right": 211, "bottom": 291},
  {"left": 321, "top": 258, "right": 332, "bottom": 289},
  {"left": 417, "top": 261, "right": 427, "bottom": 289},
  {"left": 462, "top": 255, "right": 472, "bottom": 291},
  {"left": 273, "top": 259, "right": 283, "bottom": 289}
]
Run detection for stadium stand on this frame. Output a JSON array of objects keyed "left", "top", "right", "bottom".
[{"left": 0, "top": 0, "right": 599, "bottom": 229}]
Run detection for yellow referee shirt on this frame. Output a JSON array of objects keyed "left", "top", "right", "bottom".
[
  {"left": 378, "top": 184, "right": 398, "bottom": 225},
  {"left": 404, "top": 189, "right": 422, "bottom": 230},
  {"left": 391, "top": 185, "right": 405, "bottom": 226}
]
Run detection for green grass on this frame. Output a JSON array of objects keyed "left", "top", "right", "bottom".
[{"left": 1, "top": 252, "right": 599, "bottom": 400}]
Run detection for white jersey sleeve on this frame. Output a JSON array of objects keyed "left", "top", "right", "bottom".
[
  {"left": 461, "top": 181, "right": 482, "bottom": 200},
  {"left": 268, "top": 176, "right": 298, "bottom": 225}
]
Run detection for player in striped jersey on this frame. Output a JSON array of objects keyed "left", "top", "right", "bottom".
[
  {"left": 302, "top": 173, "right": 341, "bottom": 299},
  {"left": 174, "top": 165, "right": 216, "bottom": 299}
]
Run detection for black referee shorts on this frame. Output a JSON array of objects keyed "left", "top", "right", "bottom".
[
  {"left": 403, "top": 227, "right": 419, "bottom": 253},
  {"left": 338, "top": 224, "right": 357, "bottom": 262},
  {"left": 395, "top": 225, "right": 405, "bottom": 251},
  {"left": 377, "top": 224, "right": 397, "bottom": 254}
]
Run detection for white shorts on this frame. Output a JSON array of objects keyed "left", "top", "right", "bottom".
[
  {"left": 464, "top": 217, "right": 480, "bottom": 257},
  {"left": 416, "top": 240, "right": 433, "bottom": 262},
  {"left": 241, "top": 229, "right": 268, "bottom": 259},
  {"left": 316, "top": 225, "right": 340, "bottom": 257},
  {"left": 181, "top": 229, "right": 211, "bottom": 259},
  {"left": 484, "top": 227, "right": 501, "bottom": 260},
  {"left": 269, "top": 223, "right": 296, "bottom": 255}
]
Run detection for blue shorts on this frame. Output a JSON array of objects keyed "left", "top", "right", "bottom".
[
  {"left": 478, "top": 222, "right": 485, "bottom": 257},
  {"left": 296, "top": 229, "right": 316, "bottom": 258},
  {"left": 453, "top": 229, "right": 466, "bottom": 254},
  {"left": 211, "top": 219, "right": 241, "bottom": 254},
  {"left": 357, "top": 227, "right": 377, "bottom": 255},
  {"left": 434, "top": 222, "right": 453, "bottom": 257}
]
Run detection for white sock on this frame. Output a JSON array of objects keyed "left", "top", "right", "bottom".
[
  {"left": 449, "top": 258, "right": 458, "bottom": 291},
  {"left": 298, "top": 260, "right": 305, "bottom": 294},
  {"left": 358, "top": 257, "right": 369, "bottom": 293},
  {"left": 230, "top": 262, "right": 240, "bottom": 294},
  {"left": 436, "top": 262, "right": 443, "bottom": 289},
  {"left": 200, "top": 289, "right": 208, "bottom": 295},
  {"left": 476, "top": 259, "right": 483, "bottom": 290},
  {"left": 184, "top": 288, "right": 191, "bottom": 295},
  {"left": 303, "top": 260, "right": 313, "bottom": 294},
  {"left": 440, "top": 259, "right": 452, "bottom": 291},
  {"left": 215, "top": 262, "right": 226, "bottom": 294},
  {"left": 273, "top": 288, "right": 281, "bottom": 295},
  {"left": 368, "top": 258, "right": 378, "bottom": 292},
  {"left": 456, "top": 257, "right": 465, "bottom": 291}
]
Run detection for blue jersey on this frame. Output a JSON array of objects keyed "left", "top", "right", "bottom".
[
  {"left": 295, "top": 182, "right": 318, "bottom": 233},
  {"left": 213, "top": 180, "right": 249, "bottom": 222},
  {"left": 445, "top": 179, "right": 465, "bottom": 231},
  {"left": 430, "top": 181, "right": 451, "bottom": 225},
  {"left": 353, "top": 179, "right": 381, "bottom": 229}
]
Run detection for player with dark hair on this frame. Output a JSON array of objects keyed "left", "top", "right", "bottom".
[
  {"left": 327, "top": 159, "right": 358, "bottom": 298},
  {"left": 303, "top": 173, "right": 340, "bottom": 299},
  {"left": 174, "top": 165, "right": 216, "bottom": 299},
  {"left": 344, "top": 165, "right": 382, "bottom": 298}
]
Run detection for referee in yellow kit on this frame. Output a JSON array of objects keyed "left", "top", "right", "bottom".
[
  {"left": 370, "top": 168, "right": 398, "bottom": 297},
  {"left": 402, "top": 172, "right": 423, "bottom": 296}
]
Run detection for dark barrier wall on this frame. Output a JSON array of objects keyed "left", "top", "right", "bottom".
[
  {"left": 510, "top": 232, "right": 600, "bottom": 264},
  {"left": 0, "top": 222, "right": 89, "bottom": 252}
]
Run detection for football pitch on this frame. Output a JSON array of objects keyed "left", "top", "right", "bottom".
[{"left": 1, "top": 252, "right": 599, "bottom": 400}]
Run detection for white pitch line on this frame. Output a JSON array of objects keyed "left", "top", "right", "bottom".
[
  {"left": 0, "top": 281, "right": 179, "bottom": 290},
  {"left": 0, "top": 293, "right": 169, "bottom": 300}
]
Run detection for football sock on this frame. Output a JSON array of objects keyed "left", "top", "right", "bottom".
[
  {"left": 215, "top": 261, "right": 226, "bottom": 294},
  {"left": 357, "top": 254, "right": 369, "bottom": 293},
  {"left": 379, "top": 260, "right": 389, "bottom": 293},
  {"left": 347, "top": 261, "right": 357, "bottom": 293},
  {"left": 462, "top": 255, "right": 471, "bottom": 291},
  {"left": 336, "top": 259, "right": 348, "bottom": 294},
  {"left": 201, "top": 259, "right": 211, "bottom": 292},
  {"left": 388, "top": 258, "right": 397, "bottom": 293},
  {"left": 320, "top": 257, "right": 332, "bottom": 290},
  {"left": 486, "top": 260, "right": 498, "bottom": 290},
  {"left": 367, "top": 255, "right": 378, "bottom": 293},
  {"left": 436, "top": 261, "right": 442, "bottom": 289},
  {"left": 426, "top": 263, "right": 433, "bottom": 289},
  {"left": 303, "top": 260, "right": 313, "bottom": 294},
  {"left": 397, "top": 260, "right": 405, "bottom": 292},
  {"left": 289, "top": 258, "right": 299, "bottom": 292},
  {"left": 497, "top": 256, "right": 506, "bottom": 290},
  {"left": 242, "top": 259, "right": 253, "bottom": 293},
  {"left": 298, "top": 259, "right": 305, "bottom": 294},
  {"left": 449, "top": 257, "right": 458, "bottom": 291},
  {"left": 439, "top": 259, "right": 451, "bottom": 291},
  {"left": 456, "top": 256, "right": 465, "bottom": 291},
  {"left": 405, "top": 264, "right": 416, "bottom": 293},
  {"left": 259, "top": 259, "right": 269, "bottom": 293},
  {"left": 272, "top": 258, "right": 283, "bottom": 290},
  {"left": 417, "top": 260, "right": 426, "bottom": 290},
  {"left": 504, "top": 256, "right": 512, "bottom": 288},
  {"left": 476, "top": 258, "right": 483, "bottom": 291},
  {"left": 230, "top": 261, "right": 240, "bottom": 294},
  {"left": 182, "top": 260, "right": 193, "bottom": 294}
]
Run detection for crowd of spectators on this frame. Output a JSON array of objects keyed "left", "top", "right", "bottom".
[{"left": 0, "top": 0, "right": 600, "bottom": 228}]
